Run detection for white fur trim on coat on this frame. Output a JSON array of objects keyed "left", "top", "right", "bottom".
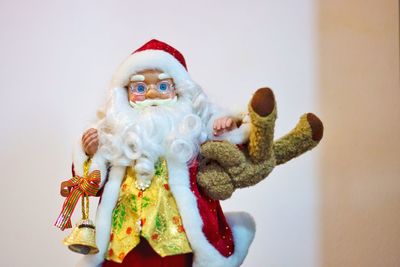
[
  {"left": 76, "top": 164, "right": 126, "bottom": 267},
  {"left": 208, "top": 123, "right": 250, "bottom": 144},
  {"left": 206, "top": 112, "right": 250, "bottom": 144},
  {"left": 72, "top": 138, "right": 109, "bottom": 188},
  {"left": 72, "top": 139, "right": 89, "bottom": 177},
  {"left": 167, "top": 158, "right": 255, "bottom": 267}
]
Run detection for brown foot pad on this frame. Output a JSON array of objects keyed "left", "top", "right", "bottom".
[
  {"left": 306, "top": 113, "right": 324, "bottom": 141},
  {"left": 250, "top": 87, "right": 275, "bottom": 117}
]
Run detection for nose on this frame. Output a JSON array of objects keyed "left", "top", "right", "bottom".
[{"left": 145, "top": 87, "right": 159, "bottom": 99}]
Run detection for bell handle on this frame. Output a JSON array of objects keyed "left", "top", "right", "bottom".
[{"left": 81, "top": 194, "right": 90, "bottom": 220}]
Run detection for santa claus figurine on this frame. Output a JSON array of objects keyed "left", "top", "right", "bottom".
[{"left": 61, "top": 39, "right": 257, "bottom": 267}]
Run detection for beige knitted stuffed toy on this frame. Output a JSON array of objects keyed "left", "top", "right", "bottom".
[{"left": 197, "top": 87, "right": 324, "bottom": 200}]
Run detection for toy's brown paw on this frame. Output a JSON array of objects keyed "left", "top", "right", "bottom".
[
  {"left": 306, "top": 113, "right": 324, "bottom": 141},
  {"left": 197, "top": 163, "right": 235, "bottom": 200},
  {"left": 250, "top": 87, "right": 275, "bottom": 117}
]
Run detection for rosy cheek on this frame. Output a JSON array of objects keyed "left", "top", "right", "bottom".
[{"left": 130, "top": 94, "right": 146, "bottom": 102}]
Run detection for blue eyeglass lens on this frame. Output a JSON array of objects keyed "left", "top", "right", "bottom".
[
  {"left": 158, "top": 82, "right": 169, "bottom": 91},
  {"left": 136, "top": 84, "right": 146, "bottom": 93}
]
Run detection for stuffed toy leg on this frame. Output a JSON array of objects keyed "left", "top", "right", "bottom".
[{"left": 197, "top": 88, "right": 324, "bottom": 200}]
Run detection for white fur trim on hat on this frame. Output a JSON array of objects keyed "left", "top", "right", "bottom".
[{"left": 111, "top": 50, "right": 191, "bottom": 89}]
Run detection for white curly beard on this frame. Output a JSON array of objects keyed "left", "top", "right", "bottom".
[{"left": 96, "top": 86, "right": 208, "bottom": 189}]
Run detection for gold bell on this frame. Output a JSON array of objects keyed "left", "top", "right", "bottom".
[{"left": 63, "top": 195, "right": 99, "bottom": 254}]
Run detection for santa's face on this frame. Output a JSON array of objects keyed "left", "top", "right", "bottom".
[{"left": 127, "top": 69, "right": 177, "bottom": 106}]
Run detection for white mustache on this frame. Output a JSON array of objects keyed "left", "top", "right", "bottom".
[{"left": 129, "top": 96, "right": 178, "bottom": 109}]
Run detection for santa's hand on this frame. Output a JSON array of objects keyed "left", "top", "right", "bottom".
[
  {"left": 82, "top": 128, "right": 99, "bottom": 156},
  {"left": 213, "top": 117, "right": 237, "bottom": 136}
]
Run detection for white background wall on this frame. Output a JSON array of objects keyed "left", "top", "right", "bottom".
[{"left": 0, "top": 1, "right": 318, "bottom": 266}]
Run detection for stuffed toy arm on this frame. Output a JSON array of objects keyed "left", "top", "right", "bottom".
[{"left": 197, "top": 88, "right": 324, "bottom": 200}]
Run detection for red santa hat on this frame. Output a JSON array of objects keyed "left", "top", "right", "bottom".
[{"left": 111, "top": 39, "right": 191, "bottom": 88}]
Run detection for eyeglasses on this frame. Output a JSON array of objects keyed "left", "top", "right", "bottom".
[{"left": 128, "top": 81, "right": 175, "bottom": 95}]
